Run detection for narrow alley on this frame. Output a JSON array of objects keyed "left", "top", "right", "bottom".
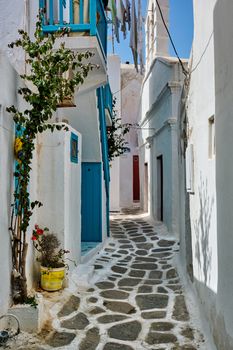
[{"left": 4, "top": 214, "right": 212, "bottom": 350}]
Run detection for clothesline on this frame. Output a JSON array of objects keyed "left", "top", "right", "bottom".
[{"left": 107, "top": 0, "right": 144, "bottom": 74}]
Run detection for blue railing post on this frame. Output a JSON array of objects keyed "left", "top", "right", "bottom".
[
  {"left": 104, "top": 83, "right": 113, "bottom": 117},
  {"left": 39, "top": 0, "right": 45, "bottom": 10},
  {"left": 90, "top": 0, "right": 97, "bottom": 35},
  {"left": 69, "top": 0, "right": 74, "bottom": 24},
  {"left": 49, "top": 0, "right": 54, "bottom": 25},
  {"left": 97, "top": 87, "right": 110, "bottom": 191},
  {"left": 80, "top": 0, "right": 84, "bottom": 23}
]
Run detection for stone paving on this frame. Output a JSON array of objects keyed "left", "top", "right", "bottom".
[{"left": 4, "top": 214, "right": 206, "bottom": 350}]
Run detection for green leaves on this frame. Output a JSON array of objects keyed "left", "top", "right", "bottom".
[
  {"left": 31, "top": 201, "right": 43, "bottom": 210},
  {"left": 8, "top": 13, "right": 94, "bottom": 232},
  {"left": 107, "top": 99, "right": 132, "bottom": 162}
]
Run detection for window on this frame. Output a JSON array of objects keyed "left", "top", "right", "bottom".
[
  {"left": 186, "top": 144, "right": 194, "bottom": 194},
  {"left": 208, "top": 116, "right": 215, "bottom": 159},
  {"left": 70, "top": 132, "right": 78, "bottom": 163}
]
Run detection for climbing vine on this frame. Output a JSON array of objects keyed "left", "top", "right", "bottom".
[{"left": 7, "top": 15, "right": 94, "bottom": 303}]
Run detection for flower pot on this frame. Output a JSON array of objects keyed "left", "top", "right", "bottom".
[
  {"left": 40, "top": 266, "right": 65, "bottom": 292},
  {"left": 57, "top": 96, "right": 76, "bottom": 108}
]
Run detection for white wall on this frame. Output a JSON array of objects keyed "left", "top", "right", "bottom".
[
  {"left": 0, "top": 0, "right": 26, "bottom": 75},
  {"left": 57, "top": 91, "right": 101, "bottom": 163},
  {"left": 0, "top": 53, "right": 16, "bottom": 316},
  {"left": 139, "top": 58, "right": 184, "bottom": 234},
  {"left": 145, "top": 0, "right": 169, "bottom": 69},
  {"left": 58, "top": 90, "right": 108, "bottom": 241},
  {"left": 37, "top": 125, "right": 82, "bottom": 268},
  {"left": 186, "top": 0, "right": 218, "bottom": 344},
  {"left": 214, "top": 0, "right": 233, "bottom": 348},
  {"left": 108, "top": 55, "right": 121, "bottom": 211}
]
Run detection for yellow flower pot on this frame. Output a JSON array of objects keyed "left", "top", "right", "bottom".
[{"left": 40, "top": 266, "right": 65, "bottom": 292}]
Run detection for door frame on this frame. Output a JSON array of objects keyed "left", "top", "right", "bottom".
[
  {"left": 133, "top": 155, "right": 140, "bottom": 202},
  {"left": 157, "top": 155, "right": 163, "bottom": 221}
]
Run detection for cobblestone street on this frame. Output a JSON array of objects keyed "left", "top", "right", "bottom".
[{"left": 5, "top": 214, "right": 208, "bottom": 350}]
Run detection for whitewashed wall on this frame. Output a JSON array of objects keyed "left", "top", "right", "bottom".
[
  {"left": 0, "top": 53, "right": 16, "bottom": 316},
  {"left": 57, "top": 90, "right": 102, "bottom": 163},
  {"left": 0, "top": 52, "right": 39, "bottom": 313},
  {"left": 119, "top": 64, "right": 143, "bottom": 209},
  {"left": 214, "top": 0, "right": 233, "bottom": 348},
  {"left": 139, "top": 58, "right": 185, "bottom": 234},
  {"left": 145, "top": 0, "right": 169, "bottom": 69},
  {"left": 57, "top": 90, "right": 108, "bottom": 240},
  {"left": 108, "top": 55, "right": 121, "bottom": 212},
  {"left": 185, "top": 0, "right": 218, "bottom": 344},
  {"left": 37, "top": 126, "right": 82, "bottom": 267}
]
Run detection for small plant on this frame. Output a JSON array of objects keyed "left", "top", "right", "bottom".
[
  {"left": 32, "top": 225, "right": 69, "bottom": 268},
  {"left": 24, "top": 296, "right": 38, "bottom": 309},
  {"left": 107, "top": 98, "right": 132, "bottom": 162}
]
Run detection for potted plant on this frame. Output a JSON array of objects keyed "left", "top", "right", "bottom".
[{"left": 31, "top": 225, "right": 70, "bottom": 292}]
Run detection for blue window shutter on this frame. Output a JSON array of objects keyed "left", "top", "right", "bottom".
[{"left": 70, "top": 132, "right": 79, "bottom": 163}]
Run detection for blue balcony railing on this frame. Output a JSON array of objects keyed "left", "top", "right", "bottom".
[
  {"left": 103, "top": 82, "right": 113, "bottom": 117},
  {"left": 39, "top": 0, "right": 107, "bottom": 56}
]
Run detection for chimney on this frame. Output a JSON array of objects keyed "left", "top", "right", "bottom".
[{"left": 146, "top": 0, "right": 169, "bottom": 65}]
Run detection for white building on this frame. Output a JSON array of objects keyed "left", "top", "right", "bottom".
[
  {"left": 184, "top": 0, "right": 218, "bottom": 344},
  {"left": 108, "top": 56, "right": 142, "bottom": 212},
  {"left": 184, "top": 0, "right": 233, "bottom": 348},
  {"left": 214, "top": 2, "right": 233, "bottom": 348},
  {"left": 0, "top": 0, "right": 111, "bottom": 316},
  {"left": 138, "top": 0, "right": 187, "bottom": 235}
]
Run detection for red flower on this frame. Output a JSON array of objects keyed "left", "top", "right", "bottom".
[
  {"left": 31, "top": 235, "right": 37, "bottom": 241},
  {"left": 36, "top": 228, "right": 43, "bottom": 235},
  {"left": 35, "top": 224, "right": 39, "bottom": 229}
]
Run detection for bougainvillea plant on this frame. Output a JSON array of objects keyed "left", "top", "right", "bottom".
[
  {"left": 107, "top": 98, "right": 132, "bottom": 162},
  {"left": 7, "top": 14, "right": 95, "bottom": 303}
]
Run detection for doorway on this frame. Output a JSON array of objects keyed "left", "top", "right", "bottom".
[
  {"left": 81, "top": 162, "right": 102, "bottom": 243},
  {"left": 133, "top": 155, "right": 140, "bottom": 201},
  {"left": 144, "top": 163, "right": 148, "bottom": 212},
  {"left": 157, "top": 155, "right": 163, "bottom": 221}
]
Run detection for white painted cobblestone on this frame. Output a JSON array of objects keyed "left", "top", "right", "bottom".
[{"left": 3, "top": 213, "right": 214, "bottom": 350}]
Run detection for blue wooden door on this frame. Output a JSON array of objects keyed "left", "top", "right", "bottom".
[{"left": 81, "top": 162, "right": 102, "bottom": 242}]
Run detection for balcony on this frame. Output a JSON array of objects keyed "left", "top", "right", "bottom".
[
  {"left": 103, "top": 82, "right": 113, "bottom": 126},
  {"left": 39, "top": 0, "right": 108, "bottom": 92}
]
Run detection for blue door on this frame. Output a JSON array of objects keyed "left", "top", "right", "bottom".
[{"left": 81, "top": 162, "right": 102, "bottom": 242}]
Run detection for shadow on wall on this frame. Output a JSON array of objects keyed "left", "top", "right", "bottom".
[{"left": 194, "top": 176, "right": 214, "bottom": 286}]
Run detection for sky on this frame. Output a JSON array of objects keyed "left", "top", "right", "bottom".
[{"left": 107, "top": 0, "right": 194, "bottom": 63}]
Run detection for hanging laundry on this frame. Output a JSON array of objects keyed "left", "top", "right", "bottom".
[
  {"left": 116, "top": 0, "right": 127, "bottom": 39},
  {"left": 125, "top": 0, "right": 131, "bottom": 30},
  {"left": 109, "top": 0, "right": 120, "bottom": 43},
  {"left": 130, "top": 0, "right": 138, "bottom": 72},
  {"left": 116, "top": 0, "right": 123, "bottom": 22},
  {"left": 102, "top": 0, "right": 109, "bottom": 10},
  {"left": 138, "top": 0, "right": 144, "bottom": 74}
]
